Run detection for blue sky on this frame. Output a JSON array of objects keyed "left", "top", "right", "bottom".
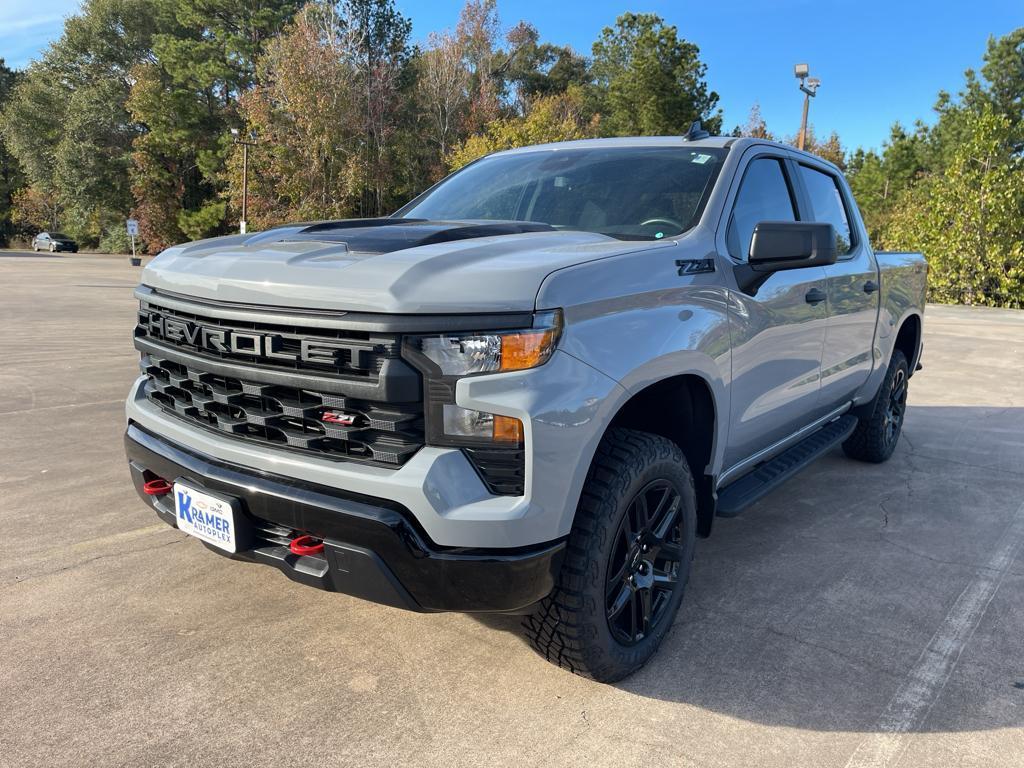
[{"left": 2, "top": 0, "right": 1021, "bottom": 152}]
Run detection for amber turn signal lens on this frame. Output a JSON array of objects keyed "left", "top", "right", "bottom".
[
  {"left": 492, "top": 414, "right": 524, "bottom": 444},
  {"left": 500, "top": 329, "right": 556, "bottom": 372}
]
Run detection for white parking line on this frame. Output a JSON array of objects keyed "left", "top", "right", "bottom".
[{"left": 845, "top": 499, "right": 1024, "bottom": 768}]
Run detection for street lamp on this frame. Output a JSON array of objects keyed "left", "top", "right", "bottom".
[
  {"left": 794, "top": 64, "right": 821, "bottom": 151},
  {"left": 230, "top": 128, "right": 258, "bottom": 234}
]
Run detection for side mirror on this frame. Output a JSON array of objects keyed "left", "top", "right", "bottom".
[{"left": 735, "top": 221, "right": 837, "bottom": 295}]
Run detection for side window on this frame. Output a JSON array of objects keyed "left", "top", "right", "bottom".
[
  {"left": 798, "top": 165, "right": 853, "bottom": 255},
  {"left": 726, "top": 158, "right": 796, "bottom": 260}
]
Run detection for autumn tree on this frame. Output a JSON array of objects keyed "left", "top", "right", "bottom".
[
  {"left": 342, "top": 0, "right": 414, "bottom": 215},
  {"left": 10, "top": 185, "right": 61, "bottom": 233},
  {"left": 417, "top": 31, "right": 470, "bottom": 162},
  {"left": 448, "top": 87, "right": 599, "bottom": 170},
  {"left": 800, "top": 128, "right": 847, "bottom": 170},
  {"left": 230, "top": 0, "right": 415, "bottom": 225},
  {"left": 230, "top": 4, "right": 359, "bottom": 227},
  {"left": 455, "top": 0, "right": 505, "bottom": 134},
  {"left": 732, "top": 103, "right": 774, "bottom": 139}
]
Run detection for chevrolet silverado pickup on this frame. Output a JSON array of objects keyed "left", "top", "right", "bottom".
[{"left": 125, "top": 131, "right": 926, "bottom": 681}]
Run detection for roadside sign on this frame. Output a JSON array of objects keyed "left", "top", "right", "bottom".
[{"left": 127, "top": 219, "right": 141, "bottom": 265}]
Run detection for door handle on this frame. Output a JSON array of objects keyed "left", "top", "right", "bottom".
[
  {"left": 805, "top": 288, "right": 827, "bottom": 305},
  {"left": 863, "top": 280, "right": 879, "bottom": 294}
]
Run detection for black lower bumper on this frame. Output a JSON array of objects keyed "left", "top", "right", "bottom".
[{"left": 125, "top": 423, "right": 563, "bottom": 613}]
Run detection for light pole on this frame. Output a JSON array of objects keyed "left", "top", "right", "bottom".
[
  {"left": 230, "top": 128, "right": 258, "bottom": 234},
  {"left": 794, "top": 64, "right": 821, "bottom": 151}
]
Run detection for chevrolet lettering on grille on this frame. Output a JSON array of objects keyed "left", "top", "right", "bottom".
[{"left": 138, "top": 308, "right": 361, "bottom": 366}]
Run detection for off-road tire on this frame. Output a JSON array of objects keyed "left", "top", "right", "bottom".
[
  {"left": 843, "top": 349, "right": 909, "bottom": 463},
  {"left": 522, "top": 428, "right": 697, "bottom": 682}
]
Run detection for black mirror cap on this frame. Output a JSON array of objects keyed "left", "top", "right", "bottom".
[
  {"left": 748, "top": 221, "right": 837, "bottom": 270},
  {"left": 733, "top": 221, "right": 837, "bottom": 296}
]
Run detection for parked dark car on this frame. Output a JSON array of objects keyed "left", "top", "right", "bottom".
[{"left": 32, "top": 232, "right": 78, "bottom": 253}]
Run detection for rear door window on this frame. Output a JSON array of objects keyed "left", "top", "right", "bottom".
[{"left": 798, "top": 165, "right": 853, "bottom": 255}]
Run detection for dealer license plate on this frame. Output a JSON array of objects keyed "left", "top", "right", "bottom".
[{"left": 173, "top": 482, "right": 239, "bottom": 553}]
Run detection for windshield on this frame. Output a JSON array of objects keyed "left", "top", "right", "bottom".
[{"left": 396, "top": 146, "right": 726, "bottom": 240}]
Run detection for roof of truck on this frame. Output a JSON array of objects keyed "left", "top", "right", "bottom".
[
  {"left": 497, "top": 135, "right": 736, "bottom": 154},
  {"left": 494, "top": 135, "right": 841, "bottom": 173}
]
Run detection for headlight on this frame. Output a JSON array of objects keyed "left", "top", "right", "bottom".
[
  {"left": 403, "top": 310, "right": 562, "bottom": 449},
  {"left": 413, "top": 310, "right": 562, "bottom": 376}
]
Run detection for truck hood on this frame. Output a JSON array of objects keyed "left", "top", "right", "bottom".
[{"left": 141, "top": 219, "right": 671, "bottom": 313}]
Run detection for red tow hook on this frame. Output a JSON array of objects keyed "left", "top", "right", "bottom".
[
  {"left": 289, "top": 535, "right": 325, "bottom": 556},
  {"left": 143, "top": 478, "right": 173, "bottom": 496}
]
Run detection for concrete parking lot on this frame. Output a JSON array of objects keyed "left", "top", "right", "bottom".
[{"left": 1, "top": 250, "right": 1022, "bottom": 768}]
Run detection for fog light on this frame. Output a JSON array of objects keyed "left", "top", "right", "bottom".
[{"left": 443, "top": 404, "right": 523, "bottom": 445}]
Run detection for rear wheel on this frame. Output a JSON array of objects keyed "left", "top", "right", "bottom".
[
  {"left": 843, "top": 349, "right": 909, "bottom": 463},
  {"left": 522, "top": 428, "right": 696, "bottom": 682}
]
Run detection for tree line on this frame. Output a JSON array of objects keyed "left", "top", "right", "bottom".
[
  {"left": 0, "top": 1, "right": 1021, "bottom": 307},
  {"left": 0, "top": 0, "right": 720, "bottom": 253}
]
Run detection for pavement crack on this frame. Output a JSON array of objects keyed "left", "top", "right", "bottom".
[
  {"left": 5, "top": 537, "right": 185, "bottom": 588},
  {"left": 900, "top": 430, "right": 916, "bottom": 451}
]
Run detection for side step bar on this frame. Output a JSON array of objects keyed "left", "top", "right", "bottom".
[{"left": 716, "top": 414, "right": 858, "bottom": 517}]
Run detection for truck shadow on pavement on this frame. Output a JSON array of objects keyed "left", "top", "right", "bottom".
[{"left": 473, "top": 405, "right": 1024, "bottom": 732}]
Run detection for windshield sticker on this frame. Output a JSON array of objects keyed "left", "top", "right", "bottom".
[{"left": 691, "top": 153, "right": 713, "bottom": 165}]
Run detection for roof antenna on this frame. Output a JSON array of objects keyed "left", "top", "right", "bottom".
[{"left": 684, "top": 120, "right": 710, "bottom": 141}]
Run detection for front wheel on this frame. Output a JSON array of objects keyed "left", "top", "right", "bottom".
[
  {"left": 843, "top": 349, "right": 909, "bottom": 463},
  {"left": 522, "top": 428, "right": 697, "bottom": 682}
]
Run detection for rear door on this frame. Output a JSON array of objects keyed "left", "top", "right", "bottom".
[
  {"left": 719, "top": 152, "right": 829, "bottom": 470},
  {"left": 796, "top": 163, "right": 879, "bottom": 408}
]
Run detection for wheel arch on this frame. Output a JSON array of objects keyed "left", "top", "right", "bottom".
[
  {"left": 602, "top": 373, "right": 720, "bottom": 537},
  {"left": 893, "top": 312, "right": 922, "bottom": 375}
]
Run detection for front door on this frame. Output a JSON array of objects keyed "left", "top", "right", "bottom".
[{"left": 719, "top": 154, "right": 829, "bottom": 470}]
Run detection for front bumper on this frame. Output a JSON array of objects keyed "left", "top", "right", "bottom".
[
  {"left": 126, "top": 424, "right": 564, "bottom": 613},
  {"left": 127, "top": 346, "right": 624, "bottom": 549}
]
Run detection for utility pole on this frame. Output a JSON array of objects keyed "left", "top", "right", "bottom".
[
  {"left": 230, "top": 129, "right": 258, "bottom": 234},
  {"left": 794, "top": 64, "right": 821, "bottom": 151}
]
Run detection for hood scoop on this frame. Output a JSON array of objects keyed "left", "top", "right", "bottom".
[{"left": 279, "top": 218, "right": 557, "bottom": 255}]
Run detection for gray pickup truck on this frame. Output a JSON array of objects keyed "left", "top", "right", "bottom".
[{"left": 125, "top": 133, "right": 926, "bottom": 681}]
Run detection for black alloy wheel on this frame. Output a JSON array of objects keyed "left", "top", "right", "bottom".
[
  {"left": 605, "top": 479, "right": 684, "bottom": 645},
  {"left": 882, "top": 366, "right": 907, "bottom": 450},
  {"left": 842, "top": 349, "right": 910, "bottom": 463}
]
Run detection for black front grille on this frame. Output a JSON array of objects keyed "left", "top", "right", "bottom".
[{"left": 143, "top": 355, "right": 424, "bottom": 466}]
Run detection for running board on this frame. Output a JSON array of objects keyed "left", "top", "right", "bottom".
[{"left": 716, "top": 415, "right": 858, "bottom": 517}]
